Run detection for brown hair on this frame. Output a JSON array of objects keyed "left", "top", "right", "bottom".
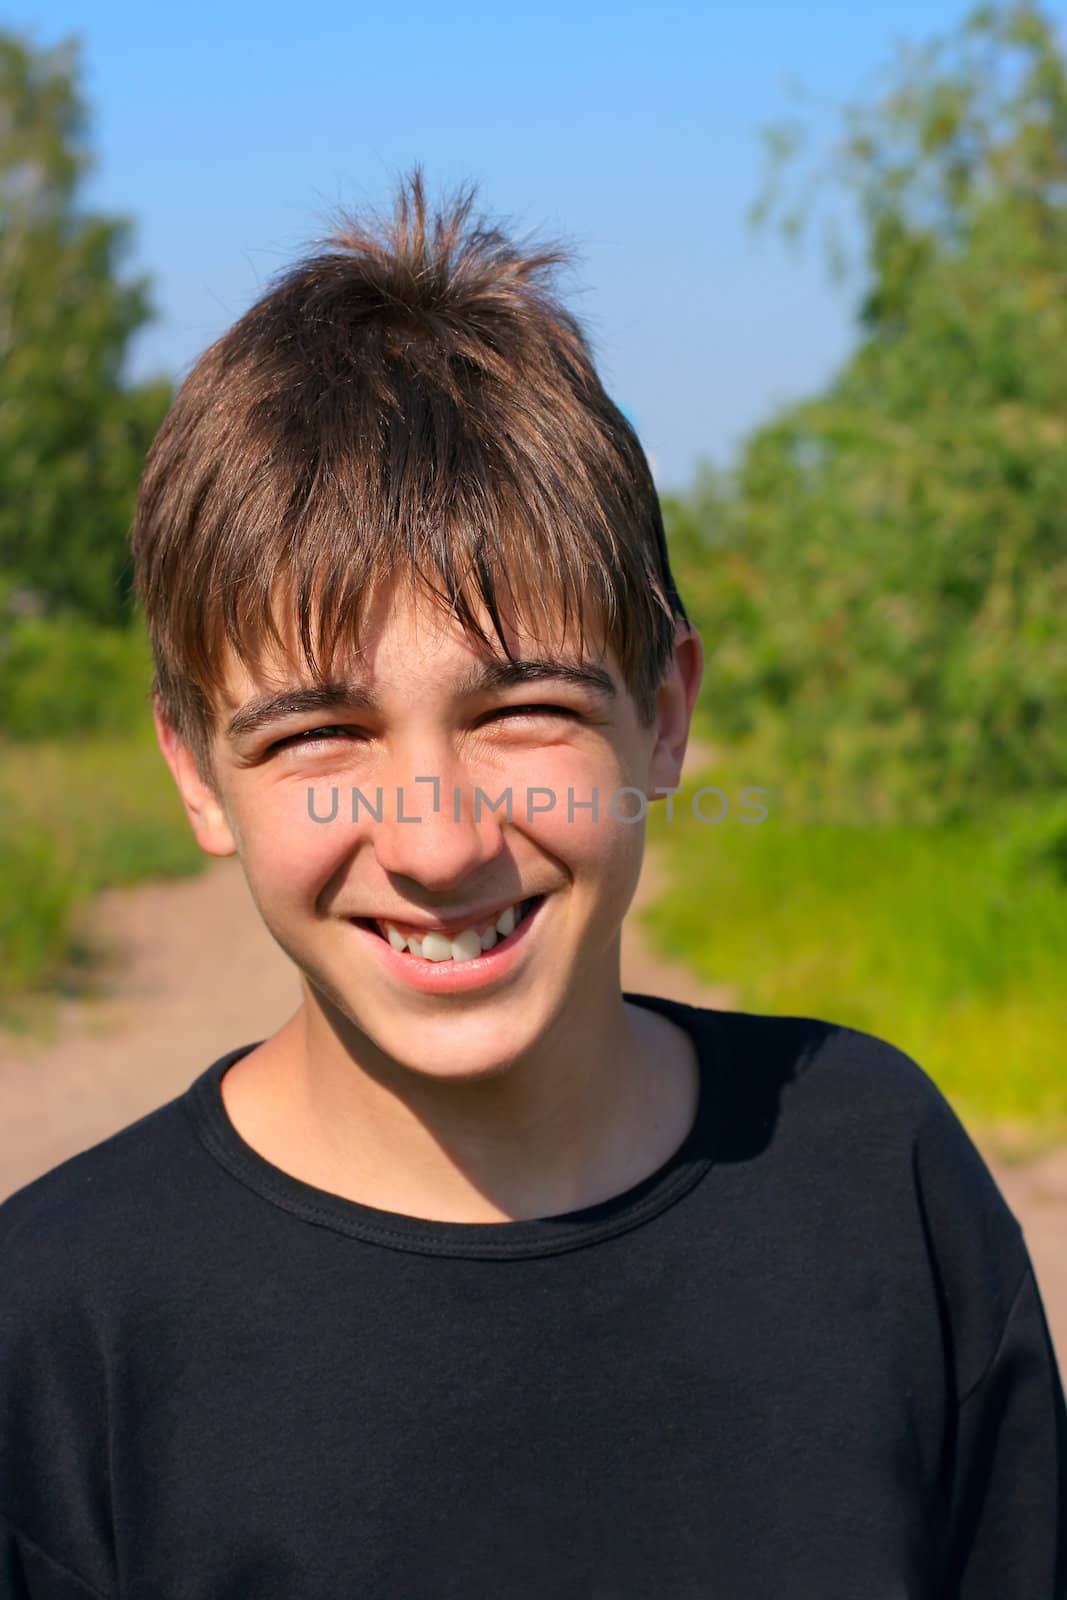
[{"left": 131, "top": 165, "right": 690, "bottom": 787}]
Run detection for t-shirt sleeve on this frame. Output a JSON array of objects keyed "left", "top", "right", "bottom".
[
  {"left": 940, "top": 1262, "right": 1067, "bottom": 1598},
  {"left": 0, "top": 1512, "right": 108, "bottom": 1599},
  {"left": 0, "top": 1185, "right": 114, "bottom": 1598},
  {"left": 907, "top": 1078, "right": 1067, "bottom": 1594}
]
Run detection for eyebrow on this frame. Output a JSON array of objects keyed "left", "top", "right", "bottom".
[{"left": 224, "top": 658, "right": 618, "bottom": 742}]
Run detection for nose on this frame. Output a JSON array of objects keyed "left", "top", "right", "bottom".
[{"left": 366, "top": 746, "right": 510, "bottom": 894}]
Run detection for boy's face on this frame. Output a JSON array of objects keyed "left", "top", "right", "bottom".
[{"left": 155, "top": 576, "right": 702, "bottom": 1084}]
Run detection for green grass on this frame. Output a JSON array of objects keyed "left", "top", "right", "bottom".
[
  {"left": 0, "top": 719, "right": 207, "bottom": 1020},
  {"left": 643, "top": 744, "right": 1067, "bottom": 1152}
]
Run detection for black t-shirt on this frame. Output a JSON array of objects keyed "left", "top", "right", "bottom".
[{"left": 2, "top": 993, "right": 1064, "bottom": 1598}]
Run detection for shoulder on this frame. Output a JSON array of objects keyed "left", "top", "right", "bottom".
[
  {"left": 633, "top": 992, "right": 988, "bottom": 1154},
  {"left": 723, "top": 1005, "right": 1020, "bottom": 1214},
  {"left": 677, "top": 999, "right": 954, "bottom": 1131},
  {"left": 0, "top": 1091, "right": 196, "bottom": 1312},
  {"left": 699, "top": 1003, "right": 1013, "bottom": 1187},
  {"left": 687, "top": 1003, "right": 1030, "bottom": 1391}
]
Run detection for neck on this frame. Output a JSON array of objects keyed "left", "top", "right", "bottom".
[{"left": 226, "top": 981, "right": 699, "bottom": 1224}]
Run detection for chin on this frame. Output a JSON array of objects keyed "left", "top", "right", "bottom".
[
  {"left": 315, "top": 983, "right": 542, "bottom": 1073},
  {"left": 403, "top": 1053, "right": 526, "bottom": 1086}
]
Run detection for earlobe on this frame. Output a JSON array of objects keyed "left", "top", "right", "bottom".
[{"left": 152, "top": 698, "right": 239, "bottom": 858}]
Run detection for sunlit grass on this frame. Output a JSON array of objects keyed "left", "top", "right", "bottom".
[
  {"left": 0, "top": 719, "right": 206, "bottom": 1015},
  {"left": 644, "top": 742, "right": 1067, "bottom": 1148}
]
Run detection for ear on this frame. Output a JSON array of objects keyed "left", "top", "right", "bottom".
[
  {"left": 646, "top": 621, "right": 705, "bottom": 799},
  {"left": 152, "top": 695, "right": 239, "bottom": 858}
]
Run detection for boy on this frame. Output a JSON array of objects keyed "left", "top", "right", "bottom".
[{"left": 1, "top": 168, "right": 1064, "bottom": 1597}]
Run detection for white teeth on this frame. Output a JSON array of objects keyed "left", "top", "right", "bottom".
[
  {"left": 420, "top": 933, "right": 453, "bottom": 963},
  {"left": 417, "top": 927, "right": 486, "bottom": 963},
  {"left": 377, "top": 898, "right": 532, "bottom": 961},
  {"left": 449, "top": 928, "right": 484, "bottom": 963}
]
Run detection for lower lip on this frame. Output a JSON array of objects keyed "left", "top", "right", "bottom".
[{"left": 348, "top": 896, "right": 547, "bottom": 994}]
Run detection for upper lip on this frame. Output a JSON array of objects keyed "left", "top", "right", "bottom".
[{"left": 354, "top": 894, "right": 540, "bottom": 936}]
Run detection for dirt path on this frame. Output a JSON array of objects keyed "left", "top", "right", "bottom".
[{"left": 1, "top": 742, "right": 1064, "bottom": 1372}]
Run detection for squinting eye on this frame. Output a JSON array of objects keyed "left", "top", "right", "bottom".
[
  {"left": 490, "top": 705, "right": 579, "bottom": 722},
  {"left": 271, "top": 725, "right": 367, "bottom": 752}
]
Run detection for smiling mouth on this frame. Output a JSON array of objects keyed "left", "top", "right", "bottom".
[{"left": 353, "top": 895, "right": 542, "bottom": 948}]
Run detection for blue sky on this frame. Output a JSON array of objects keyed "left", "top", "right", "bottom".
[{"left": 11, "top": 0, "right": 1009, "bottom": 491}]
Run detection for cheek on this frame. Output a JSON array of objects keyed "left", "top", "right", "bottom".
[
  {"left": 237, "top": 786, "right": 345, "bottom": 908},
  {"left": 524, "top": 752, "right": 648, "bottom": 882}
]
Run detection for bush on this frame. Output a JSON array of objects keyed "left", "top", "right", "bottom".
[
  {"left": 0, "top": 820, "right": 85, "bottom": 995},
  {"left": 0, "top": 613, "right": 153, "bottom": 740},
  {"left": 0, "top": 723, "right": 207, "bottom": 1009}
]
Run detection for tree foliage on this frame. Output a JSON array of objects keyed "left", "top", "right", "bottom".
[
  {"left": 667, "top": 2, "right": 1067, "bottom": 823},
  {"left": 0, "top": 31, "right": 170, "bottom": 625}
]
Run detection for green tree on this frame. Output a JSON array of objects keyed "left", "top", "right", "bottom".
[
  {"left": 0, "top": 31, "right": 170, "bottom": 625},
  {"left": 667, "top": 2, "right": 1067, "bottom": 824}
]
